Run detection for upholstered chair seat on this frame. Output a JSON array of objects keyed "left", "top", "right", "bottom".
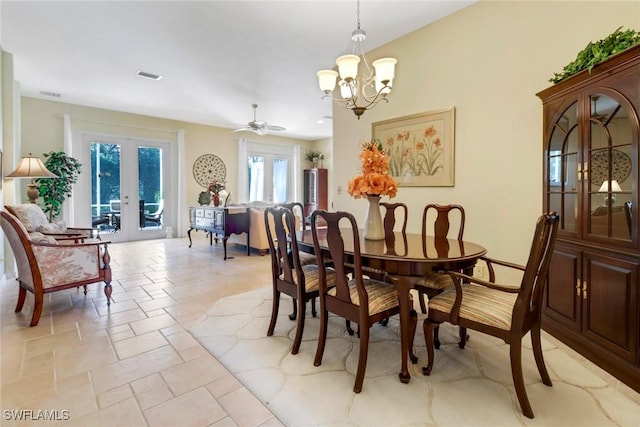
[
  {"left": 427, "top": 284, "right": 517, "bottom": 331},
  {"left": 328, "top": 278, "right": 413, "bottom": 315},
  {"left": 415, "top": 271, "right": 454, "bottom": 290}
]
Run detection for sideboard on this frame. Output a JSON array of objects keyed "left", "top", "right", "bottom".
[{"left": 188, "top": 206, "right": 250, "bottom": 260}]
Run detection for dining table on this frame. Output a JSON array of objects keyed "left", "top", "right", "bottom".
[{"left": 296, "top": 227, "right": 487, "bottom": 384}]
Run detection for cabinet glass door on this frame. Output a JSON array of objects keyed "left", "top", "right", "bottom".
[
  {"left": 547, "top": 101, "right": 579, "bottom": 234},
  {"left": 587, "top": 93, "right": 633, "bottom": 241}
]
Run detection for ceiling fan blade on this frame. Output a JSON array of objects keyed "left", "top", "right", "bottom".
[
  {"left": 266, "top": 124, "right": 286, "bottom": 132},
  {"left": 232, "top": 127, "right": 251, "bottom": 133}
]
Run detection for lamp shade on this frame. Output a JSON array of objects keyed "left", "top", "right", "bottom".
[
  {"left": 7, "top": 155, "right": 58, "bottom": 178},
  {"left": 598, "top": 180, "right": 622, "bottom": 192},
  {"left": 317, "top": 70, "right": 338, "bottom": 93},
  {"left": 372, "top": 57, "right": 397, "bottom": 83},
  {"left": 336, "top": 54, "right": 360, "bottom": 80}
]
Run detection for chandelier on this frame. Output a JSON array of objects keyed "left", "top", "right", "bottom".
[{"left": 316, "top": 0, "right": 397, "bottom": 119}]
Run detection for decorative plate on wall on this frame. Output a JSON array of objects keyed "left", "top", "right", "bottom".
[
  {"left": 590, "top": 149, "right": 632, "bottom": 186},
  {"left": 193, "top": 154, "right": 226, "bottom": 188}
]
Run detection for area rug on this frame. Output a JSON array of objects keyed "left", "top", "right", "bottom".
[{"left": 189, "top": 287, "right": 640, "bottom": 427}]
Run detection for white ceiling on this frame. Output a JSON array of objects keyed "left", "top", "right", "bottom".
[{"left": 1, "top": 1, "right": 475, "bottom": 140}]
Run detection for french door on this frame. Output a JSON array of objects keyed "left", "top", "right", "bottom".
[
  {"left": 247, "top": 152, "right": 291, "bottom": 203},
  {"left": 78, "top": 133, "right": 170, "bottom": 242}
]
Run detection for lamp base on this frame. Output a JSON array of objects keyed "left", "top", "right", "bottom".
[{"left": 27, "top": 183, "right": 39, "bottom": 204}]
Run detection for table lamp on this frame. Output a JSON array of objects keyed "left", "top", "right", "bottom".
[
  {"left": 598, "top": 179, "right": 622, "bottom": 206},
  {"left": 7, "top": 153, "right": 58, "bottom": 203}
]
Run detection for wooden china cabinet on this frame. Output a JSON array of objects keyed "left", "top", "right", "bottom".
[
  {"left": 537, "top": 44, "right": 640, "bottom": 392},
  {"left": 303, "top": 168, "right": 328, "bottom": 218}
]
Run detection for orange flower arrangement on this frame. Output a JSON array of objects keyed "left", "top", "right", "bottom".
[{"left": 347, "top": 140, "right": 398, "bottom": 199}]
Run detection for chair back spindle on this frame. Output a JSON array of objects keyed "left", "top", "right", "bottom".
[{"left": 422, "top": 203, "right": 465, "bottom": 241}]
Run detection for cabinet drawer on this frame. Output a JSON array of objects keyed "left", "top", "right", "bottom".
[
  {"left": 195, "top": 208, "right": 205, "bottom": 218},
  {"left": 204, "top": 209, "right": 215, "bottom": 219},
  {"left": 195, "top": 217, "right": 215, "bottom": 228}
]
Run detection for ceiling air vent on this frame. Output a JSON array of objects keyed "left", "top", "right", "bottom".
[
  {"left": 39, "top": 90, "right": 61, "bottom": 98},
  {"left": 136, "top": 70, "right": 162, "bottom": 80}
]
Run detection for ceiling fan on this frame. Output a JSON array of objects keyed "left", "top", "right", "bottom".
[{"left": 232, "top": 104, "right": 286, "bottom": 135}]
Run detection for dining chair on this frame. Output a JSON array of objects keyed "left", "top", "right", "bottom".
[
  {"left": 624, "top": 201, "right": 632, "bottom": 237},
  {"left": 415, "top": 203, "right": 468, "bottom": 347},
  {"left": 264, "top": 206, "right": 336, "bottom": 355},
  {"left": 274, "top": 202, "right": 318, "bottom": 321},
  {"left": 422, "top": 212, "right": 559, "bottom": 419},
  {"left": 311, "top": 209, "right": 417, "bottom": 393},
  {"left": 376, "top": 202, "right": 408, "bottom": 327},
  {"left": 380, "top": 202, "right": 408, "bottom": 235},
  {"left": 144, "top": 199, "right": 164, "bottom": 227},
  {"left": 275, "top": 202, "right": 315, "bottom": 266}
]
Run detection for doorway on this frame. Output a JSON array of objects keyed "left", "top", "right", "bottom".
[{"left": 78, "top": 133, "right": 170, "bottom": 242}]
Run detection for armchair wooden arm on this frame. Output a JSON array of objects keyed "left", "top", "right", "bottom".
[{"left": 479, "top": 255, "right": 525, "bottom": 282}]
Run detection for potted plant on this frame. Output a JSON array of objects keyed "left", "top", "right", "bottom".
[
  {"left": 305, "top": 149, "right": 323, "bottom": 168},
  {"left": 550, "top": 27, "right": 640, "bottom": 83},
  {"left": 35, "top": 151, "right": 82, "bottom": 221}
]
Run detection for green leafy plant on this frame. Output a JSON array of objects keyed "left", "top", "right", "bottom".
[
  {"left": 304, "top": 149, "right": 323, "bottom": 162},
  {"left": 550, "top": 27, "right": 640, "bottom": 83},
  {"left": 36, "top": 151, "right": 82, "bottom": 221}
]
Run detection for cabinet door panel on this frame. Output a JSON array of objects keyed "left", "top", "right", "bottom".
[
  {"left": 583, "top": 252, "right": 638, "bottom": 361},
  {"left": 545, "top": 246, "right": 581, "bottom": 330}
]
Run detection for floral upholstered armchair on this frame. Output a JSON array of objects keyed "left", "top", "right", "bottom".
[
  {"left": 5, "top": 204, "right": 98, "bottom": 240},
  {"left": 0, "top": 210, "right": 112, "bottom": 326}
]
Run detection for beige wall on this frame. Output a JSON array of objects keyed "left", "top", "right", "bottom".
[
  {"left": 331, "top": 0, "right": 639, "bottom": 273},
  {"left": 17, "top": 97, "right": 313, "bottom": 231}
]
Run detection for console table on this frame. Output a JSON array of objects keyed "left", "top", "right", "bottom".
[{"left": 188, "top": 206, "right": 250, "bottom": 260}]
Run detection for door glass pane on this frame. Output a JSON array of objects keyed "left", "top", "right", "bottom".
[
  {"left": 273, "top": 157, "right": 288, "bottom": 203},
  {"left": 248, "top": 156, "right": 265, "bottom": 202},
  {"left": 91, "top": 143, "right": 121, "bottom": 233},
  {"left": 138, "top": 146, "right": 163, "bottom": 229},
  {"left": 248, "top": 154, "right": 290, "bottom": 203}
]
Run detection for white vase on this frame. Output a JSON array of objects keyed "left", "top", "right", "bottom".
[{"left": 364, "top": 196, "right": 385, "bottom": 240}]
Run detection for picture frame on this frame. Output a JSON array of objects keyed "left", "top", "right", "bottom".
[{"left": 373, "top": 107, "right": 455, "bottom": 187}]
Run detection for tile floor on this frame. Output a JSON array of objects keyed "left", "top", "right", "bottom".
[
  {"left": 1, "top": 237, "right": 280, "bottom": 427},
  {"left": 1, "top": 236, "right": 639, "bottom": 426}
]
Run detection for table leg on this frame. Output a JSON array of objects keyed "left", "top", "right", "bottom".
[
  {"left": 390, "top": 275, "right": 414, "bottom": 384},
  {"left": 188, "top": 228, "right": 193, "bottom": 248},
  {"left": 223, "top": 236, "right": 233, "bottom": 260}
]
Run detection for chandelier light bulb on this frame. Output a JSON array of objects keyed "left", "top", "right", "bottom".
[{"left": 339, "top": 79, "right": 353, "bottom": 99}]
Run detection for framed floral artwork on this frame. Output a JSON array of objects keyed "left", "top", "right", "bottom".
[{"left": 372, "top": 107, "right": 455, "bottom": 187}]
